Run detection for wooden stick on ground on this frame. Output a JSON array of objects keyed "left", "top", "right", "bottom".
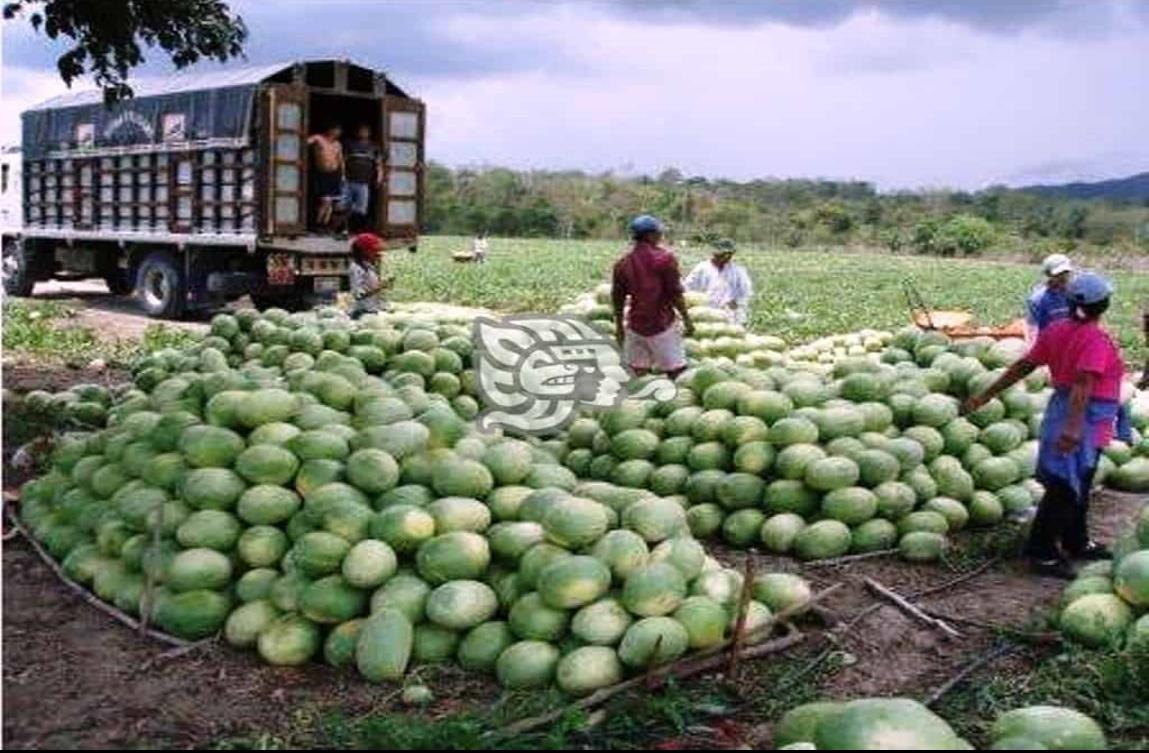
[
  {"left": 923, "top": 642, "right": 1015, "bottom": 707},
  {"left": 864, "top": 577, "right": 962, "bottom": 640},
  {"left": 687, "top": 581, "right": 843, "bottom": 664},
  {"left": 140, "top": 636, "right": 218, "bottom": 672},
  {"left": 803, "top": 549, "right": 898, "bottom": 568},
  {"left": 841, "top": 558, "right": 999, "bottom": 632},
  {"left": 919, "top": 608, "right": 1059, "bottom": 645},
  {"left": 8, "top": 512, "right": 189, "bottom": 648},
  {"left": 489, "top": 583, "right": 844, "bottom": 740},
  {"left": 491, "top": 625, "right": 807, "bottom": 740},
  {"left": 911, "top": 557, "right": 999, "bottom": 600},
  {"left": 809, "top": 604, "right": 842, "bottom": 628},
  {"left": 727, "top": 550, "right": 758, "bottom": 680},
  {"left": 138, "top": 502, "right": 165, "bottom": 635}
]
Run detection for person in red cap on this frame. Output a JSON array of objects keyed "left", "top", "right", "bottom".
[{"left": 348, "top": 233, "right": 389, "bottom": 318}]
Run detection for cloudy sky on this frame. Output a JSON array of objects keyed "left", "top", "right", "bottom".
[{"left": 2, "top": 0, "right": 1147, "bottom": 189}]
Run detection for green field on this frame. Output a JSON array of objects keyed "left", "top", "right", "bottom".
[{"left": 390, "top": 237, "right": 1149, "bottom": 362}]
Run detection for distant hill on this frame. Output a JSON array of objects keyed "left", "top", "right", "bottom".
[{"left": 1020, "top": 172, "right": 1149, "bottom": 202}]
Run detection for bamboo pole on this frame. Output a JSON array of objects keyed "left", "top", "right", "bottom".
[{"left": 864, "top": 577, "right": 962, "bottom": 640}]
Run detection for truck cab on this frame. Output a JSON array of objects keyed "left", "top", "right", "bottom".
[{"left": 2, "top": 59, "right": 424, "bottom": 317}]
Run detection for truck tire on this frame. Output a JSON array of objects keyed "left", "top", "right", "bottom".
[
  {"left": 136, "top": 252, "right": 187, "bottom": 319},
  {"left": 2, "top": 239, "right": 35, "bottom": 297},
  {"left": 104, "top": 269, "right": 135, "bottom": 296}
]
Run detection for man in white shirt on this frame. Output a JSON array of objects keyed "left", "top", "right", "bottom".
[
  {"left": 683, "top": 238, "right": 753, "bottom": 326},
  {"left": 471, "top": 232, "right": 489, "bottom": 264}
]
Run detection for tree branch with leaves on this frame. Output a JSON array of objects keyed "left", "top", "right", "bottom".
[{"left": 3, "top": 0, "right": 247, "bottom": 102}]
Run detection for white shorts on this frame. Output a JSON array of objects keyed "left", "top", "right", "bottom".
[{"left": 624, "top": 325, "right": 686, "bottom": 372}]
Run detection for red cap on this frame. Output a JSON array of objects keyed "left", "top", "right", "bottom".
[{"left": 352, "top": 232, "right": 383, "bottom": 259}]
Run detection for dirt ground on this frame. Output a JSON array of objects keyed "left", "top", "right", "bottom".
[
  {"left": 22, "top": 279, "right": 212, "bottom": 340},
  {"left": 3, "top": 362, "right": 133, "bottom": 394}
]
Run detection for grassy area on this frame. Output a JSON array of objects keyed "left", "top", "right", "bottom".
[
  {"left": 212, "top": 650, "right": 836, "bottom": 750},
  {"left": 935, "top": 644, "right": 1149, "bottom": 749},
  {"left": 389, "top": 237, "right": 1149, "bottom": 361},
  {"left": 209, "top": 634, "right": 1148, "bottom": 750},
  {"left": 2, "top": 298, "right": 198, "bottom": 367},
  {"left": 208, "top": 623, "right": 1149, "bottom": 750}
]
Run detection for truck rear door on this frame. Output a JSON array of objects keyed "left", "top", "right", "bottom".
[
  {"left": 261, "top": 85, "right": 308, "bottom": 236},
  {"left": 379, "top": 96, "right": 425, "bottom": 242}
]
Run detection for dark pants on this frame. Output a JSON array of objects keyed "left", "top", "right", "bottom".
[{"left": 1025, "top": 460, "right": 1097, "bottom": 560}]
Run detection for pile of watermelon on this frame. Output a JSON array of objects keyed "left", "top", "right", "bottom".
[
  {"left": 773, "top": 697, "right": 1108, "bottom": 749},
  {"left": 560, "top": 285, "right": 790, "bottom": 366},
  {"left": 1095, "top": 392, "right": 1149, "bottom": 492},
  {"left": 17, "top": 287, "right": 1149, "bottom": 697},
  {"left": 16, "top": 305, "right": 814, "bottom": 695},
  {"left": 556, "top": 323, "right": 1054, "bottom": 563},
  {"left": 1057, "top": 502, "right": 1149, "bottom": 650}
]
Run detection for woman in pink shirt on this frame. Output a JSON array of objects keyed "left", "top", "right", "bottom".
[{"left": 963, "top": 272, "right": 1126, "bottom": 580}]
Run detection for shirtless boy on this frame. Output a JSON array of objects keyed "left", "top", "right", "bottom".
[{"left": 308, "top": 124, "right": 344, "bottom": 229}]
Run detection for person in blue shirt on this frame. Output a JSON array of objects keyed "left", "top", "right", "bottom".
[{"left": 1025, "top": 253, "right": 1073, "bottom": 342}]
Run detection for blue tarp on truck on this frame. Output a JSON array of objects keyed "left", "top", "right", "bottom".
[{"left": 20, "top": 63, "right": 294, "bottom": 159}]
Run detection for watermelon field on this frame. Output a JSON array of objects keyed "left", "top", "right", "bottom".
[
  {"left": 388, "top": 237, "right": 1149, "bottom": 362},
  {"left": 2, "top": 239, "right": 1148, "bottom": 749}
]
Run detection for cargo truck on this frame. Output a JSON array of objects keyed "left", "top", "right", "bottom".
[{"left": 0, "top": 59, "right": 425, "bottom": 317}]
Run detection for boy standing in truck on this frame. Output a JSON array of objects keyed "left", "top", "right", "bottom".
[
  {"left": 309, "top": 124, "right": 344, "bottom": 231},
  {"left": 344, "top": 124, "right": 382, "bottom": 233}
]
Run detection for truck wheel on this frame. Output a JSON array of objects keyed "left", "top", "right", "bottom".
[
  {"left": 136, "top": 252, "right": 187, "bottom": 319},
  {"left": 104, "top": 269, "right": 135, "bottom": 296},
  {"left": 2, "top": 239, "right": 35, "bottom": 297}
]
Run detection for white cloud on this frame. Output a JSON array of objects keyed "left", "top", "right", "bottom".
[
  {"left": 0, "top": 64, "right": 81, "bottom": 146},
  {"left": 420, "top": 7, "right": 1149, "bottom": 188},
  {"left": 1, "top": 2, "right": 1145, "bottom": 188}
]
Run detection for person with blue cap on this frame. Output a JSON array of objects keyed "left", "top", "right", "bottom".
[
  {"left": 611, "top": 215, "right": 694, "bottom": 378},
  {"left": 963, "top": 271, "right": 1130, "bottom": 579},
  {"left": 1024, "top": 253, "right": 1073, "bottom": 342},
  {"left": 684, "top": 238, "right": 753, "bottom": 326}
]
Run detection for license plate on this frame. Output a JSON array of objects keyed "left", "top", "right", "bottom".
[{"left": 314, "top": 276, "right": 341, "bottom": 294}]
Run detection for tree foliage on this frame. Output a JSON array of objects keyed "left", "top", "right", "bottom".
[
  {"left": 424, "top": 163, "right": 1149, "bottom": 255},
  {"left": 3, "top": 0, "right": 246, "bottom": 101}
]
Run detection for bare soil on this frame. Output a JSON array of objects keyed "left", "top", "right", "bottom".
[
  {"left": 2, "top": 362, "right": 133, "bottom": 394},
  {"left": 27, "top": 279, "right": 211, "bottom": 340},
  {"left": 2, "top": 533, "right": 453, "bottom": 748}
]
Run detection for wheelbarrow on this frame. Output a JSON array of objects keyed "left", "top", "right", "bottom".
[{"left": 903, "top": 279, "right": 1026, "bottom": 340}]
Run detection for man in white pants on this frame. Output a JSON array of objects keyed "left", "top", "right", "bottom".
[
  {"left": 611, "top": 215, "right": 694, "bottom": 378},
  {"left": 684, "top": 238, "right": 753, "bottom": 326}
]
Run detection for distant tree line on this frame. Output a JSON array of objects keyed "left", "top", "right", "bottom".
[{"left": 423, "top": 163, "right": 1149, "bottom": 257}]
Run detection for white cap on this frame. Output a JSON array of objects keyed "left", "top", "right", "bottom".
[{"left": 1041, "top": 253, "right": 1073, "bottom": 277}]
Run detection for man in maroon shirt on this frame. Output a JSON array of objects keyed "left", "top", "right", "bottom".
[{"left": 611, "top": 215, "right": 694, "bottom": 378}]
